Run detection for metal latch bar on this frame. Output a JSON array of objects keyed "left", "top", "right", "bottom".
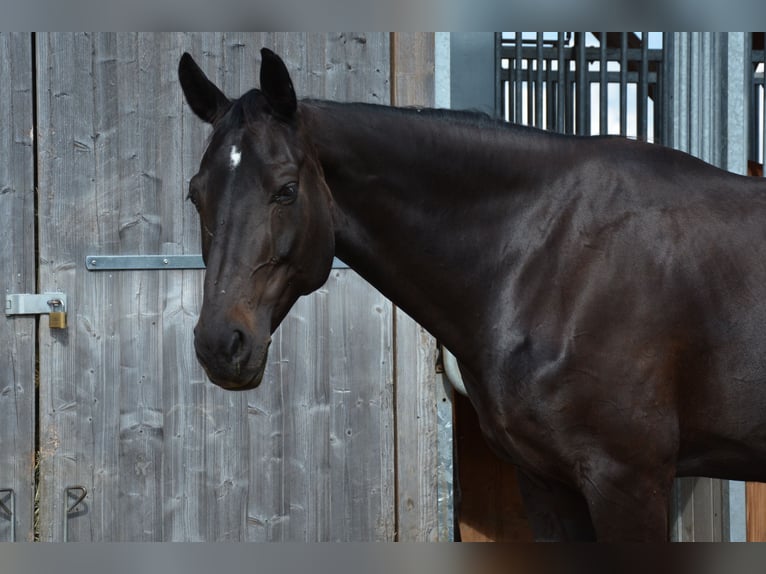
[
  {"left": 85, "top": 254, "right": 349, "bottom": 270},
  {"left": 5, "top": 293, "right": 67, "bottom": 316},
  {"left": 86, "top": 255, "right": 204, "bottom": 270}
]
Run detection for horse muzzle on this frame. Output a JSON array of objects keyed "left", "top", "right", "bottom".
[{"left": 193, "top": 323, "right": 272, "bottom": 391}]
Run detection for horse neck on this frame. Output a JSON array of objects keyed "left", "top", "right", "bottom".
[{"left": 301, "top": 101, "right": 551, "bottom": 361}]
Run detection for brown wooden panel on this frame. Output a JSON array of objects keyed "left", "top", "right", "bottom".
[
  {"left": 747, "top": 482, "right": 766, "bottom": 541},
  {"left": 455, "top": 394, "right": 533, "bottom": 542}
]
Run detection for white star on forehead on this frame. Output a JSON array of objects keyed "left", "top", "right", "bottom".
[{"left": 230, "top": 145, "right": 242, "bottom": 169}]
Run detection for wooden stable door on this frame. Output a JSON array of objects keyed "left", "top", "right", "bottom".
[{"left": 2, "top": 32, "right": 449, "bottom": 542}]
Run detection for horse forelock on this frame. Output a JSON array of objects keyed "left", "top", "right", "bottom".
[{"left": 210, "top": 89, "right": 272, "bottom": 138}]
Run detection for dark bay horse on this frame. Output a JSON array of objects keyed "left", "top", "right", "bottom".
[{"left": 178, "top": 48, "right": 766, "bottom": 541}]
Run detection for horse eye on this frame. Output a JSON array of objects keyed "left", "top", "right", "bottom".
[{"left": 273, "top": 182, "right": 298, "bottom": 205}]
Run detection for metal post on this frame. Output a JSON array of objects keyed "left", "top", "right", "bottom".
[
  {"left": 576, "top": 33, "right": 587, "bottom": 135},
  {"left": 506, "top": 39, "right": 514, "bottom": 122},
  {"left": 660, "top": 32, "right": 674, "bottom": 146},
  {"left": 557, "top": 32, "right": 566, "bottom": 134},
  {"left": 494, "top": 33, "right": 503, "bottom": 119},
  {"left": 757, "top": 42, "right": 766, "bottom": 168},
  {"left": 599, "top": 33, "right": 608, "bottom": 135},
  {"left": 547, "top": 56, "right": 556, "bottom": 131},
  {"left": 668, "top": 32, "right": 750, "bottom": 542},
  {"left": 620, "top": 33, "right": 628, "bottom": 137},
  {"left": 638, "top": 32, "right": 649, "bottom": 141},
  {"left": 749, "top": 41, "right": 759, "bottom": 163},
  {"left": 535, "top": 33, "right": 544, "bottom": 128},
  {"left": 526, "top": 50, "right": 534, "bottom": 126},
  {"left": 761, "top": 46, "right": 766, "bottom": 168},
  {"left": 515, "top": 33, "right": 523, "bottom": 124}
]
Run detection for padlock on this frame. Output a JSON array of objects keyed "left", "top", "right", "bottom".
[{"left": 48, "top": 299, "right": 67, "bottom": 330}]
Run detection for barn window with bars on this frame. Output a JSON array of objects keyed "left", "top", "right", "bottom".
[{"left": 496, "top": 32, "right": 665, "bottom": 142}]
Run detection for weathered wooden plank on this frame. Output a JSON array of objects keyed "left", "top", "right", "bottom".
[
  {"left": 240, "top": 33, "right": 395, "bottom": 542},
  {"left": 245, "top": 270, "right": 395, "bottom": 541},
  {"left": 388, "top": 32, "right": 449, "bottom": 542},
  {"left": 37, "top": 32, "right": 400, "bottom": 542},
  {"left": 35, "top": 32, "right": 223, "bottom": 541},
  {"left": 671, "top": 476, "right": 727, "bottom": 541},
  {"left": 394, "top": 310, "right": 445, "bottom": 541},
  {"left": 320, "top": 33, "right": 394, "bottom": 542},
  {"left": 0, "top": 32, "right": 35, "bottom": 542}
]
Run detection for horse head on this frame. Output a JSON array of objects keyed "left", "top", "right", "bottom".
[{"left": 179, "top": 49, "right": 335, "bottom": 390}]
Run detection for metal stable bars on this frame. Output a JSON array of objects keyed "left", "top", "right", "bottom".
[
  {"left": 498, "top": 32, "right": 766, "bottom": 172},
  {"left": 497, "top": 32, "right": 666, "bottom": 143}
]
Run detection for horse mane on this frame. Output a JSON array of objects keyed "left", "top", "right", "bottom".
[
  {"left": 302, "top": 98, "right": 564, "bottom": 140},
  {"left": 216, "top": 90, "right": 563, "bottom": 144}
]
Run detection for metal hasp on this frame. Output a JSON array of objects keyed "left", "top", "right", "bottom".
[
  {"left": 85, "top": 254, "right": 349, "bottom": 270},
  {"left": 5, "top": 292, "right": 67, "bottom": 316}
]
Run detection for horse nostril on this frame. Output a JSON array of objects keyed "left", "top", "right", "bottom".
[{"left": 230, "top": 329, "right": 244, "bottom": 359}]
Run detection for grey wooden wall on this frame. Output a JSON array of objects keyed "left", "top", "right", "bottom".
[
  {"left": 0, "top": 32, "right": 445, "bottom": 541},
  {"left": 0, "top": 33, "right": 36, "bottom": 542}
]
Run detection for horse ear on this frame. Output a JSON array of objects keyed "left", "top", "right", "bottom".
[
  {"left": 178, "top": 52, "right": 231, "bottom": 124},
  {"left": 260, "top": 48, "right": 297, "bottom": 118}
]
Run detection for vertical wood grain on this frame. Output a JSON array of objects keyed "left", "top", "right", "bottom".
[
  {"left": 671, "top": 475, "right": 727, "bottom": 541},
  {"left": 389, "top": 32, "right": 448, "bottom": 541},
  {"left": 0, "top": 32, "right": 35, "bottom": 542},
  {"left": 242, "top": 33, "right": 395, "bottom": 542},
  {"left": 36, "top": 32, "right": 400, "bottom": 541},
  {"left": 747, "top": 482, "right": 766, "bottom": 541}
]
